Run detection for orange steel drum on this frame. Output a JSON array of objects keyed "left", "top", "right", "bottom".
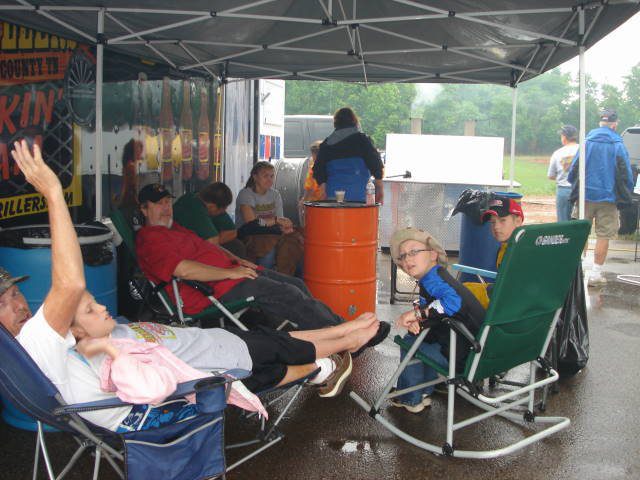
[{"left": 304, "top": 201, "right": 378, "bottom": 320}]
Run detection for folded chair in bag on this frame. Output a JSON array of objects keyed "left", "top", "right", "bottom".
[
  {"left": 351, "top": 221, "right": 590, "bottom": 459},
  {"left": 0, "top": 324, "right": 245, "bottom": 480},
  {"left": 109, "top": 208, "right": 255, "bottom": 330}
]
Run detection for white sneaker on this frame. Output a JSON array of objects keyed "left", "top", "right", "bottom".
[
  {"left": 389, "top": 398, "right": 426, "bottom": 413},
  {"left": 587, "top": 271, "right": 607, "bottom": 287}
]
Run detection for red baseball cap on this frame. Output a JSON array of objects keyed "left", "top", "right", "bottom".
[{"left": 481, "top": 195, "right": 524, "bottom": 223}]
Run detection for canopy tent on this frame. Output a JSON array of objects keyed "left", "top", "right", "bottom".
[
  {"left": 1, "top": 1, "right": 638, "bottom": 85},
  {"left": 1, "top": 0, "right": 638, "bottom": 218}
]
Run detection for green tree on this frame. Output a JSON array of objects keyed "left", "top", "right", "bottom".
[{"left": 285, "top": 81, "right": 416, "bottom": 148}]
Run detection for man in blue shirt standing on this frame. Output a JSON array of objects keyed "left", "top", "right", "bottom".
[{"left": 568, "top": 108, "right": 634, "bottom": 286}]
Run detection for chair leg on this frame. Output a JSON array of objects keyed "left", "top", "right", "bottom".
[
  {"left": 55, "top": 442, "right": 89, "bottom": 480},
  {"left": 92, "top": 448, "right": 101, "bottom": 480},
  {"left": 36, "top": 422, "right": 56, "bottom": 480},
  {"left": 32, "top": 426, "right": 41, "bottom": 480}
]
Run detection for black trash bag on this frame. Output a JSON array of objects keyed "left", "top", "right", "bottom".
[
  {"left": 450, "top": 189, "right": 494, "bottom": 225},
  {"left": 618, "top": 200, "right": 639, "bottom": 235},
  {"left": 555, "top": 263, "right": 589, "bottom": 377}
]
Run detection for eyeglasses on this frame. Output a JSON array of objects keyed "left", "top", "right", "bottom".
[{"left": 396, "top": 249, "right": 429, "bottom": 262}]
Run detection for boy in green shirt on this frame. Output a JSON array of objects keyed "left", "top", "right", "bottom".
[{"left": 173, "top": 182, "right": 247, "bottom": 258}]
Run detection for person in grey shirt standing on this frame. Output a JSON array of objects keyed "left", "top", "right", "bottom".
[{"left": 548, "top": 125, "right": 579, "bottom": 222}]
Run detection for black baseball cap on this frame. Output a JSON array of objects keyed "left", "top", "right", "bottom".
[
  {"left": 138, "top": 183, "right": 174, "bottom": 204},
  {"left": 599, "top": 108, "right": 618, "bottom": 122},
  {"left": 481, "top": 195, "right": 524, "bottom": 223},
  {"left": 559, "top": 125, "right": 578, "bottom": 140}
]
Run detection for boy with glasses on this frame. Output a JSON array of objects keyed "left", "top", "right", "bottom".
[{"left": 388, "top": 228, "right": 485, "bottom": 413}]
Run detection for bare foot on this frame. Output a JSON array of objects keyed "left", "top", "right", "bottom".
[
  {"left": 347, "top": 321, "right": 379, "bottom": 352},
  {"left": 342, "top": 312, "right": 378, "bottom": 334}
]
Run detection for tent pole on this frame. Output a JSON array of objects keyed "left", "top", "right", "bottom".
[
  {"left": 578, "top": 9, "right": 586, "bottom": 220},
  {"left": 509, "top": 86, "right": 517, "bottom": 191},
  {"left": 95, "top": 8, "right": 104, "bottom": 220}
]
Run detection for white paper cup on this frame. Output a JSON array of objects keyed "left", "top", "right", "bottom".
[{"left": 335, "top": 190, "right": 346, "bottom": 203}]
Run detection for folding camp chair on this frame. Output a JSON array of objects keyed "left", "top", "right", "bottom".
[
  {"left": 0, "top": 324, "right": 245, "bottom": 480},
  {"left": 351, "top": 221, "right": 590, "bottom": 458},
  {"left": 225, "top": 366, "right": 320, "bottom": 472},
  {"left": 109, "top": 208, "right": 256, "bottom": 330}
]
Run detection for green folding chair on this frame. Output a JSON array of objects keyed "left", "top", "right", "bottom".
[
  {"left": 109, "top": 208, "right": 253, "bottom": 330},
  {"left": 351, "top": 220, "right": 590, "bottom": 458}
]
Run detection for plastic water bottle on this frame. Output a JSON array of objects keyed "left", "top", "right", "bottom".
[{"left": 366, "top": 177, "right": 376, "bottom": 205}]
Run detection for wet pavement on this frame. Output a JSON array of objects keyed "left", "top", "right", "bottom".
[{"left": 1, "top": 245, "right": 639, "bottom": 479}]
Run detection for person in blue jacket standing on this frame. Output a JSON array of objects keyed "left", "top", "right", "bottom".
[
  {"left": 313, "top": 107, "right": 384, "bottom": 204},
  {"left": 568, "top": 108, "right": 634, "bottom": 286}
]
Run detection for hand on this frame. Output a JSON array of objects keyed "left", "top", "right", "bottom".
[
  {"left": 11, "top": 140, "right": 61, "bottom": 198},
  {"left": 276, "top": 217, "right": 293, "bottom": 230},
  {"left": 375, "top": 188, "right": 384, "bottom": 205},
  {"left": 76, "top": 337, "right": 118, "bottom": 358},
  {"left": 238, "top": 258, "right": 258, "bottom": 270},
  {"left": 281, "top": 224, "right": 294, "bottom": 235},
  {"left": 396, "top": 310, "right": 420, "bottom": 335},
  {"left": 227, "top": 266, "right": 258, "bottom": 280}
]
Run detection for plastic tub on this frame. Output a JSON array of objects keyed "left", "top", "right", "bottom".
[{"left": 0, "top": 224, "right": 117, "bottom": 314}]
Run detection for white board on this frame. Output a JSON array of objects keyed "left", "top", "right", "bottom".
[{"left": 385, "top": 133, "right": 504, "bottom": 184}]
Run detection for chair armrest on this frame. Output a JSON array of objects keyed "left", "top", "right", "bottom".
[
  {"left": 443, "top": 318, "right": 482, "bottom": 353},
  {"left": 180, "top": 278, "right": 214, "bottom": 296},
  {"left": 52, "top": 371, "right": 249, "bottom": 416},
  {"left": 451, "top": 263, "right": 497, "bottom": 279}
]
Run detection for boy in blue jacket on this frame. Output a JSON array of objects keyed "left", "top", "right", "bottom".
[{"left": 389, "top": 228, "right": 485, "bottom": 413}]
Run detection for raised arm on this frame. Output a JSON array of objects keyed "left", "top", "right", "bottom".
[{"left": 11, "top": 140, "right": 85, "bottom": 335}]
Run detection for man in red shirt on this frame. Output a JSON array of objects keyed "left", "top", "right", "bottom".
[{"left": 136, "top": 184, "right": 344, "bottom": 330}]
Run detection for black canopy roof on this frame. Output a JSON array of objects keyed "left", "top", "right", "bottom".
[{"left": 1, "top": 1, "right": 638, "bottom": 85}]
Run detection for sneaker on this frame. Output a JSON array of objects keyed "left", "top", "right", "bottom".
[
  {"left": 421, "top": 394, "right": 433, "bottom": 407},
  {"left": 587, "top": 271, "right": 607, "bottom": 287},
  {"left": 432, "top": 384, "right": 449, "bottom": 395},
  {"left": 389, "top": 397, "right": 427, "bottom": 413},
  {"left": 318, "top": 352, "right": 352, "bottom": 398}
]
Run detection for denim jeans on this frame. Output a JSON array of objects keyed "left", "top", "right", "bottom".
[
  {"left": 219, "top": 268, "right": 344, "bottom": 330},
  {"left": 256, "top": 248, "right": 277, "bottom": 269},
  {"left": 396, "top": 334, "right": 448, "bottom": 406},
  {"left": 556, "top": 186, "right": 572, "bottom": 222}
]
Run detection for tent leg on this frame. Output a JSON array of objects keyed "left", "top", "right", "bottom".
[
  {"left": 578, "top": 8, "right": 586, "bottom": 220},
  {"left": 509, "top": 86, "right": 518, "bottom": 191},
  {"left": 94, "top": 8, "right": 105, "bottom": 220}
]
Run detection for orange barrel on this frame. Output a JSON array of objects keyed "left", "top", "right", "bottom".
[{"left": 304, "top": 201, "right": 378, "bottom": 320}]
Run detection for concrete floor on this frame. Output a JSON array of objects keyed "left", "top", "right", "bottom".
[{"left": 1, "top": 243, "right": 639, "bottom": 479}]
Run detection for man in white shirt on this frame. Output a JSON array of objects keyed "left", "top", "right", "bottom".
[
  {"left": 547, "top": 125, "right": 580, "bottom": 222},
  {"left": 0, "top": 141, "right": 116, "bottom": 424},
  {"left": 548, "top": 125, "right": 579, "bottom": 222}
]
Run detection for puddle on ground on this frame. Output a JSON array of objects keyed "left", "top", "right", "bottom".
[{"left": 586, "top": 276, "right": 640, "bottom": 311}]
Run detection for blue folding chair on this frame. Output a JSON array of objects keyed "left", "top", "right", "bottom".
[{"left": 0, "top": 324, "right": 246, "bottom": 480}]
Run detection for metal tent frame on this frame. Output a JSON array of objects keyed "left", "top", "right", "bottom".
[{"left": 1, "top": 0, "right": 638, "bottom": 218}]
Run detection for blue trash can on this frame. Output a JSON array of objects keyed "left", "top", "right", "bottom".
[
  {"left": 458, "top": 215, "right": 500, "bottom": 283},
  {"left": 0, "top": 224, "right": 117, "bottom": 314},
  {"left": 0, "top": 223, "right": 117, "bottom": 431}
]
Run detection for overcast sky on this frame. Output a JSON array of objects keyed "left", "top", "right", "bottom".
[{"left": 559, "top": 11, "right": 640, "bottom": 88}]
